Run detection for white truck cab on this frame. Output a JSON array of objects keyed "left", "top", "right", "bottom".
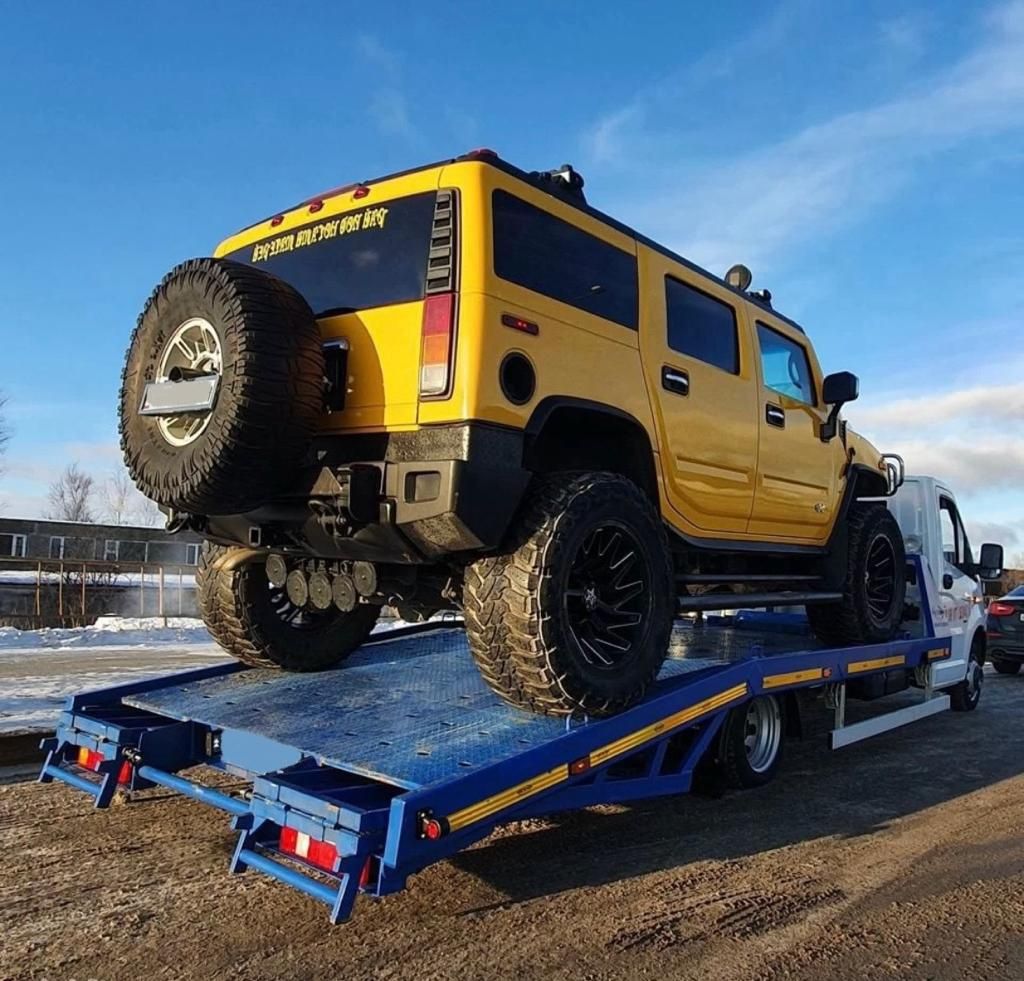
[{"left": 886, "top": 475, "right": 1003, "bottom": 693}]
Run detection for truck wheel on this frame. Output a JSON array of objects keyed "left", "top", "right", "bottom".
[
  {"left": 119, "top": 258, "right": 324, "bottom": 515},
  {"left": 807, "top": 503, "right": 906, "bottom": 647},
  {"left": 718, "top": 695, "right": 784, "bottom": 788},
  {"left": 949, "top": 634, "right": 985, "bottom": 712},
  {"left": 197, "top": 544, "right": 378, "bottom": 670},
  {"left": 464, "top": 472, "right": 674, "bottom": 716},
  {"left": 992, "top": 658, "right": 1021, "bottom": 675}
]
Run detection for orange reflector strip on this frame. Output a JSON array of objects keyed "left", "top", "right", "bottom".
[{"left": 847, "top": 654, "right": 905, "bottom": 673}]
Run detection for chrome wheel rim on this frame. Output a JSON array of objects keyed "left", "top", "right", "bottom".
[
  {"left": 744, "top": 696, "right": 782, "bottom": 773},
  {"left": 864, "top": 533, "right": 898, "bottom": 625},
  {"left": 155, "top": 317, "right": 222, "bottom": 446},
  {"left": 563, "top": 523, "right": 651, "bottom": 669}
]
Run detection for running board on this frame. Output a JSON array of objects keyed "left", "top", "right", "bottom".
[
  {"left": 830, "top": 694, "right": 949, "bottom": 749},
  {"left": 678, "top": 591, "right": 842, "bottom": 612}
]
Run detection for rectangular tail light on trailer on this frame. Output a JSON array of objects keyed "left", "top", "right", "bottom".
[{"left": 279, "top": 826, "right": 340, "bottom": 872}]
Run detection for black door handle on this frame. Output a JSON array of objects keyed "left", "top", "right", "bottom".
[
  {"left": 765, "top": 404, "right": 785, "bottom": 428},
  {"left": 662, "top": 365, "right": 689, "bottom": 396}
]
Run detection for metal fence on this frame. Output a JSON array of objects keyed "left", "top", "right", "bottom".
[{"left": 0, "top": 557, "right": 198, "bottom": 628}]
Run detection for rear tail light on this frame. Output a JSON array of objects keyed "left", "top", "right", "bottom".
[
  {"left": 419, "top": 293, "right": 455, "bottom": 396},
  {"left": 76, "top": 747, "right": 104, "bottom": 771},
  {"left": 279, "top": 826, "right": 340, "bottom": 871},
  {"left": 988, "top": 601, "right": 1016, "bottom": 616}
]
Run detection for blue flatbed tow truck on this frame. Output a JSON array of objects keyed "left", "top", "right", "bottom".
[{"left": 39, "top": 552, "right": 979, "bottom": 925}]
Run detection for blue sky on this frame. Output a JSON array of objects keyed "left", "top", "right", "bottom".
[{"left": 1, "top": 1, "right": 1023, "bottom": 549}]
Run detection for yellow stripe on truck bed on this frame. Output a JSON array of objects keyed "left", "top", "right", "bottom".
[
  {"left": 445, "top": 682, "right": 749, "bottom": 832},
  {"left": 847, "top": 654, "right": 905, "bottom": 673},
  {"left": 762, "top": 668, "right": 825, "bottom": 689}
]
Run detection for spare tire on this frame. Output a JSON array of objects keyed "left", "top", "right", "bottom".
[{"left": 119, "top": 258, "right": 324, "bottom": 514}]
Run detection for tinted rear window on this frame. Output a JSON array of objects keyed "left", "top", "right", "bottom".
[
  {"left": 226, "top": 191, "right": 438, "bottom": 316},
  {"left": 665, "top": 276, "right": 739, "bottom": 373},
  {"left": 492, "top": 189, "right": 638, "bottom": 329}
]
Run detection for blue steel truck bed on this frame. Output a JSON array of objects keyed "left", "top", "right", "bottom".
[{"left": 38, "top": 577, "right": 957, "bottom": 925}]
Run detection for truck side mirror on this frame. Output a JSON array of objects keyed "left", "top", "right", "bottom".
[
  {"left": 820, "top": 371, "right": 859, "bottom": 442},
  {"left": 977, "top": 542, "right": 1004, "bottom": 580}
]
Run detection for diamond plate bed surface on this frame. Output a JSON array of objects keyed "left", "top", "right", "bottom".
[{"left": 124, "top": 622, "right": 811, "bottom": 789}]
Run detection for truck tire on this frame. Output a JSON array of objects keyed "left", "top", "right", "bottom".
[
  {"left": 464, "top": 472, "right": 674, "bottom": 717},
  {"left": 119, "top": 258, "right": 324, "bottom": 515},
  {"left": 807, "top": 503, "right": 906, "bottom": 647},
  {"left": 992, "top": 658, "right": 1021, "bottom": 675},
  {"left": 197, "top": 543, "right": 378, "bottom": 670},
  {"left": 718, "top": 695, "right": 784, "bottom": 788},
  {"left": 949, "top": 633, "right": 984, "bottom": 712}
]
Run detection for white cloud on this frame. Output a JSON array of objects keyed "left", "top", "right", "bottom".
[
  {"left": 357, "top": 34, "right": 418, "bottom": 143},
  {"left": 854, "top": 383, "right": 1024, "bottom": 429},
  {"left": 583, "top": 1, "right": 1024, "bottom": 273}
]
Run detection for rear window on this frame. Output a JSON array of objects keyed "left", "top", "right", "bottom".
[
  {"left": 492, "top": 189, "right": 638, "bottom": 329},
  {"left": 226, "top": 191, "right": 438, "bottom": 317}
]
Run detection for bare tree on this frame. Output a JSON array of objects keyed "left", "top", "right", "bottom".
[
  {"left": 101, "top": 469, "right": 135, "bottom": 525},
  {"left": 46, "top": 462, "right": 96, "bottom": 523},
  {"left": 100, "top": 468, "right": 164, "bottom": 527}
]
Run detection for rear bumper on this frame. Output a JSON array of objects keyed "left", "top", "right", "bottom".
[
  {"left": 987, "top": 635, "right": 1024, "bottom": 662},
  {"left": 206, "top": 423, "right": 530, "bottom": 563}
]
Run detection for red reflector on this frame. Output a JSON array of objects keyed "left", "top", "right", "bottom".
[
  {"left": 988, "top": 601, "right": 1015, "bottom": 616},
  {"left": 279, "top": 826, "right": 298, "bottom": 854},
  {"left": 307, "top": 838, "right": 339, "bottom": 871},
  {"left": 353, "top": 185, "right": 370, "bottom": 199},
  {"left": 270, "top": 214, "right": 285, "bottom": 227},
  {"left": 466, "top": 147, "right": 498, "bottom": 158},
  {"left": 501, "top": 313, "right": 539, "bottom": 336},
  {"left": 359, "top": 856, "right": 376, "bottom": 889},
  {"left": 308, "top": 200, "right": 324, "bottom": 213},
  {"left": 423, "top": 819, "right": 443, "bottom": 841},
  {"left": 117, "top": 761, "right": 133, "bottom": 785},
  {"left": 569, "top": 755, "right": 591, "bottom": 776}
]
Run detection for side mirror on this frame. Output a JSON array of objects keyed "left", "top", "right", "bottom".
[
  {"left": 820, "top": 371, "right": 860, "bottom": 442},
  {"left": 822, "top": 371, "right": 859, "bottom": 405},
  {"left": 977, "top": 542, "right": 1004, "bottom": 580}
]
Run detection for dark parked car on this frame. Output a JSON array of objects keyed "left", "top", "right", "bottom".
[{"left": 986, "top": 585, "right": 1024, "bottom": 674}]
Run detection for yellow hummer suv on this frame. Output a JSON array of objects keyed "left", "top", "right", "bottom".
[{"left": 121, "top": 150, "right": 905, "bottom": 716}]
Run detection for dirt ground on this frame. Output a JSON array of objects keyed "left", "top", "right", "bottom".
[{"left": 2, "top": 669, "right": 1023, "bottom": 981}]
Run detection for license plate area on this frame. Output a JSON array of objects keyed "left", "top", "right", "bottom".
[{"left": 139, "top": 375, "right": 220, "bottom": 416}]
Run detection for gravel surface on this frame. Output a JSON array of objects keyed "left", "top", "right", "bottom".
[{"left": 2, "top": 669, "right": 1022, "bottom": 981}]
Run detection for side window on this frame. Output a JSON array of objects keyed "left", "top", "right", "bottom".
[
  {"left": 939, "top": 497, "right": 973, "bottom": 574},
  {"left": 185, "top": 543, "right": 200, "bottom": 565},
  {"left": 664, "top": 277, "right": 739, "bottom": 373},
  {"left": 492, "top": 190, "right": 638, "bottom": 329},
  {"left": 756, "top": 323, "right": 816, "bottom": 405},
  {"left": 48, "top": 536, "right": 65, "bottom": 560}
]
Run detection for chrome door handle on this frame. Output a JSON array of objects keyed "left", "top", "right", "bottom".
[
  {"left": 765, "top": 404, "right": 785, "bottom": 428},
  {"left": 662, "top": 366, "right": 689, "bottom": 396}
]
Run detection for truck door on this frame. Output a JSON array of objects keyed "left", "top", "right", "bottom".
[
  {"left": 638, "top": 258, "right": 758, "bottom": 535},
  {"left": 932, "top": 492, "right": 978, "bottom": 688},
  {"left": 747, "top": 320, "right": 837, "bottom": 541}
]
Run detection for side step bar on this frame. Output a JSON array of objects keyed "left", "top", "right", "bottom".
[{"left": 678, "top": 590, "right": 842, "bottom": 612}]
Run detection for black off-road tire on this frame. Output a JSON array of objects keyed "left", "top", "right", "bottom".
[
  {"left": 992, "top": 658, "right": 1021, "bottom": 675},
  {"left": 119, "top": 258, "right": 324, "bottom": 515},
  {"left": 197, "top": 543, "right": 378, "bottom": 670},
  {"left": 464, "top": 472, "right": 675, "bottom": 717},
  {"left": 807, "top": 503, "right": 907, "bottom": 647}
]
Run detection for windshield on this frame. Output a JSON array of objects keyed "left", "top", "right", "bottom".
[{"left": 226, "top": 191, "right": 438, "bottom": 317}]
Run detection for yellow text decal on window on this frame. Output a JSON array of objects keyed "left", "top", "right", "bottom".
[{"left": 251, "top": 206, "right": 389, "bottom": 263}]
